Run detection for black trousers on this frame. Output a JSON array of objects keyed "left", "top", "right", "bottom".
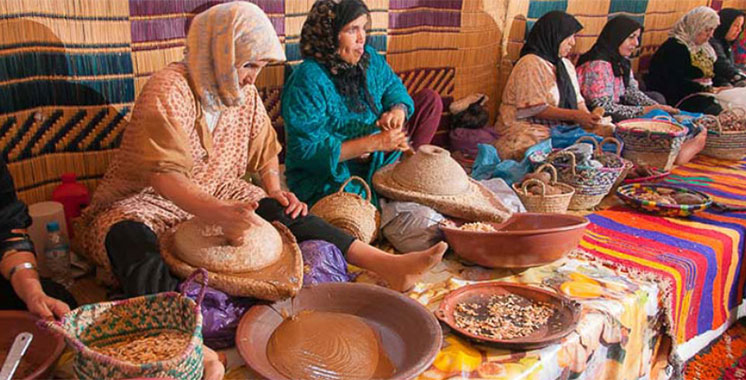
[
  {"left": 105, "top": 198, "right": 355, "bottom": 297},
  {"left": 0, "top": 276, "right": 78, "bottom": 311}
]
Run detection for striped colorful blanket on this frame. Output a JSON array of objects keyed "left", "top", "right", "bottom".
[{"left": 580, "top": 156, "right": 746, "bottom": 351}]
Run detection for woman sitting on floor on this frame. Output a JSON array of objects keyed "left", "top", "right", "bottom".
[
  {"left": 576, "top": 15, "right": 707, "bottom": 165},
  {"left": 646, "top": 6, "right": 727, "bottom": 115},
  {"left": 1, "top": 157, "right": 75, "bottom": 319},
  {"left": 78, "top": 2, "right": 446, "bottom": 298},
  {"left": 494, "top": 11, "right": 601, "bottom": 161},
  {"left": 711, "top": 8, "right": 746, "bottom": 87},
  {"left": 282, "top": 0, "right": 442, "bottom": 206}
]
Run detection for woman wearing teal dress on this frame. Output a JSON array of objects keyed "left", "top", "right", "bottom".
[{"left": 282, "top": 0, "right": 442, "bottom": 206}]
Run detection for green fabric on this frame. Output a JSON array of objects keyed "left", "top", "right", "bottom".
[{"left": 282, "top": 45, "right": 414, "bottom": 206}]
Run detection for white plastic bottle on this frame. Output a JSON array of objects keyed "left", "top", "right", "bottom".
[{"left": 44, "top": 221, "right": 72, "bottom": 288}]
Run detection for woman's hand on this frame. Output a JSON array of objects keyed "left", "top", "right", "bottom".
[
  {"left": 642, "top": 104, "right": 679, "bottom": 114},
  {"left": 712, "top": 86, "right": 731, "bottom": 94},
  {"left": 572, "top": 109, "right": 602, "bottom": 130},
  {"left": 373, "top": 128, "right": 409, "bottom": 152},
  {"left": 268, "top": 190, "right": 308, "bottom": 219},
  {"left": 207, "top": 201, "right": 263, "bottom": 246},
  {"left": 376, "top": 107, "right": 406, "bottom": 131},
  {"left": 24, "top": 289, "right": 70, "bottom": 319}
]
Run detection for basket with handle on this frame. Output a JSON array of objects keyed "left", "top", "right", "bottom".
[
  {"left": 592, "top": 136, "right": 634, "bottom": 189},
  {"left": 511, "top": 163, "right": 575, "bottom": 213},
  {"left": 701, "top": 107, "right": 746, "bottom": 160},
  {"left": 40, "top": 269, "right": 208, "bottom": 380},
  {"left": 310, "top": 176, "right": 380, "bottom": 243},
  {"left": 615, "top": 115, "right": 687, "bottom": 171},
  {"left": 549, "top": 142, "right": 624, "bottom": 210}
]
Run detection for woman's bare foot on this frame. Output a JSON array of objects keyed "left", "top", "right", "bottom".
[
  {"left": 379, "top": 242, "right": 448, "bottom": 292},
  {"left": 675, "top": 129, "right": 707, "bottom": 165},
  {"left": 203, "top": 345, "right": 225, "bottom": 380}
]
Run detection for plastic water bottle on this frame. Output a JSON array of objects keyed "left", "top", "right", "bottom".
[{"left": 44, "top": 221, "right": 72, "bottom": 288}]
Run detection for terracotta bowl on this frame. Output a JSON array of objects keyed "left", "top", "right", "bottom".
[
  {"left": 439, "top": 213, "right": 589, "bottom": 268},
  {"left": 435, "top": 282, "right": 580, "bottom": 350},
  {"left": 0, "top": 311, "right": 65, "bottom": 380},
  {"left": 236, "top": 282, "right": 442, "bottom": 380}
]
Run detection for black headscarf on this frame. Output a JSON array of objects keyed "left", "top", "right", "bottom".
[
  {"left": 577, "top": 15, "right": 642, "bottom": 87},
  {"left": 300, "top": 0, "right": 379, "bottom": 114},
  {"left": 714, "top": 8, "right": 745, "bottom": 45},
  {"left": 520, "top": 11, "right": 583, "bottom": 110}
]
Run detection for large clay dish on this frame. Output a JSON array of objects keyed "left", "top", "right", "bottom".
[
  {"left": 236, "top": 282, "right": 442, "bottom": 380},
  {"left": 435, "top": 282, "right": 580, "bottom": 350},
  {"left": 439, "top": 213, "right": 589, "bottom": 268},
  {"left": 0, "top": 311, "right": 65, "bottom": 379}
]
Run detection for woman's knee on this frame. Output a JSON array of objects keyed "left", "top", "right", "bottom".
[{"left": 412, "top": 88, "right": 443, "bottom": 114}]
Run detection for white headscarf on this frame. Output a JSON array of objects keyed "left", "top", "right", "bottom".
[
  {"left": 185, "top": 2, "right": 286, "bottom": 112},
  {"left": 670, "top": 6, "right": 720, "bottom": 60}
]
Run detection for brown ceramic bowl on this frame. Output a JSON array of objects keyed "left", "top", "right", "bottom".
[
  {"left": 236, "top": 282, "right": 442, "bottom": 380},
  {"left": 435, "top": 282, "right": 580, "bottom": 350},
  {"left": 0, "top": 311, "right": 65, "bottom": 379},
  {"left": 439, "top": 213, "right": 589, "bottom": 268}
]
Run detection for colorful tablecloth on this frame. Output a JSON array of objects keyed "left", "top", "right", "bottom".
[
  {"left": 580, "top": 156, "right": 746, "bottom": 360},
  {"left": 220, "top": 256, "right": 664, "bottom": 380}
]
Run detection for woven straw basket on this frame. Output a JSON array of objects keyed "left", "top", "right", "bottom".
[
  {"left": 42, "top": 269, "right": 207, "bottom": 380},
  {"left": 701, "top": 108, "right": 746, "bottom": 161},
  {"left": 512, "top": 163, "right": 574, "bottom": 213},
  {"left": 310, "top": 176, "right": 380, "bottom": 243},
  {"left": 588, "top": 136, "right": 633, "bottom": 190},
  {"left": 550, "top": 146, "right": 624, "bottom": 211},
  {"left": 615, "top": 116, "right": 687, "bottom": 171}
]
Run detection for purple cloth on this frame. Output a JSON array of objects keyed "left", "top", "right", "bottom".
[
  {"left": 300, "top": 240, "right": 352, "bottom": 286},
  {"left": 449, "top": 126, "right": 498, "bottom": 157},
  {"left": 180, "top": 240, "right": 351, "bottom": 349}
]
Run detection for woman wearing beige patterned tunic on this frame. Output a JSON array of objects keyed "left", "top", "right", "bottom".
[
  {"left": 494, "top": 11, "right": 601, "bottom": 161},
  {"left": 79, "top": 2, "right": 446, "bottom": 298}
]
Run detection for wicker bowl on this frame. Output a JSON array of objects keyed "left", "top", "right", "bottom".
[
  {"left": 616, "top": 183, "right": 712, "bottom": 217},
  {"left": 310, "top": 176, "right": 380, "bottom": 243},
  {"left": 615, "top": 117, "right": 687, "bottom": 171},
  {"left": 700, "top": 110, "right": 746, "bottom": 161}
]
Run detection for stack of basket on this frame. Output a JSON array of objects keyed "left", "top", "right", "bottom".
[
  {"left": 615, "top": 117, "right": 687, "bottom": 171},
  {"left": 549, "top": 138, "right": 625, "bottom": 210},
  {"left": 699, "top": 108, "right": 746, "bottom": 161}
]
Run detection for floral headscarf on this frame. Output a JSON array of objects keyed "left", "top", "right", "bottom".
[
  {"left": 670, "top": 6, "right": 719, "bottom": 78},
  {"left": 185, "top": 2, "right": 285, "bottom": 112},
  {"left": 299, "top": 0, "right": 378, "bottom": 114}
]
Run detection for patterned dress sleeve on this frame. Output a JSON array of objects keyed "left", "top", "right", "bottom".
[
  {"left": 129, "top": 69, "right": 196, "bottom": 176},
  {"left": 577, "top": 60, "right": 644, "bottom": 122},
  {"left": 245, "top": 87, "right": 282, "bottom": 173},
  {"left": 622, "top": 75, "right": 658, "bottom": 107}
]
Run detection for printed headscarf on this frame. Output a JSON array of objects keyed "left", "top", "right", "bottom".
[
  {"left": 299, "top": 0, "right": 379, "bottom": 114},
  {"left": 520, "top": 11, "right": 583, "bottom": 110},
  {"left": 670, "top": 6, "right": 719, "bottom": 77},
  {"left": 185, "top": 2, "right": 285, "bottom": 112},
  {"left": 577, "top": 15, "right": 642, "bottom": 86}
]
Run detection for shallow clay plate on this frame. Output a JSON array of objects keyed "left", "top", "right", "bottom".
[
  {"left": 435, "top": 282, "right": 580, "bottom": 350},
  {"left": 0, "top": 311, "right": 65, "bottom": 379},
  {"left": 236, "top": 282, "right": 442, "bottom": 380}
]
